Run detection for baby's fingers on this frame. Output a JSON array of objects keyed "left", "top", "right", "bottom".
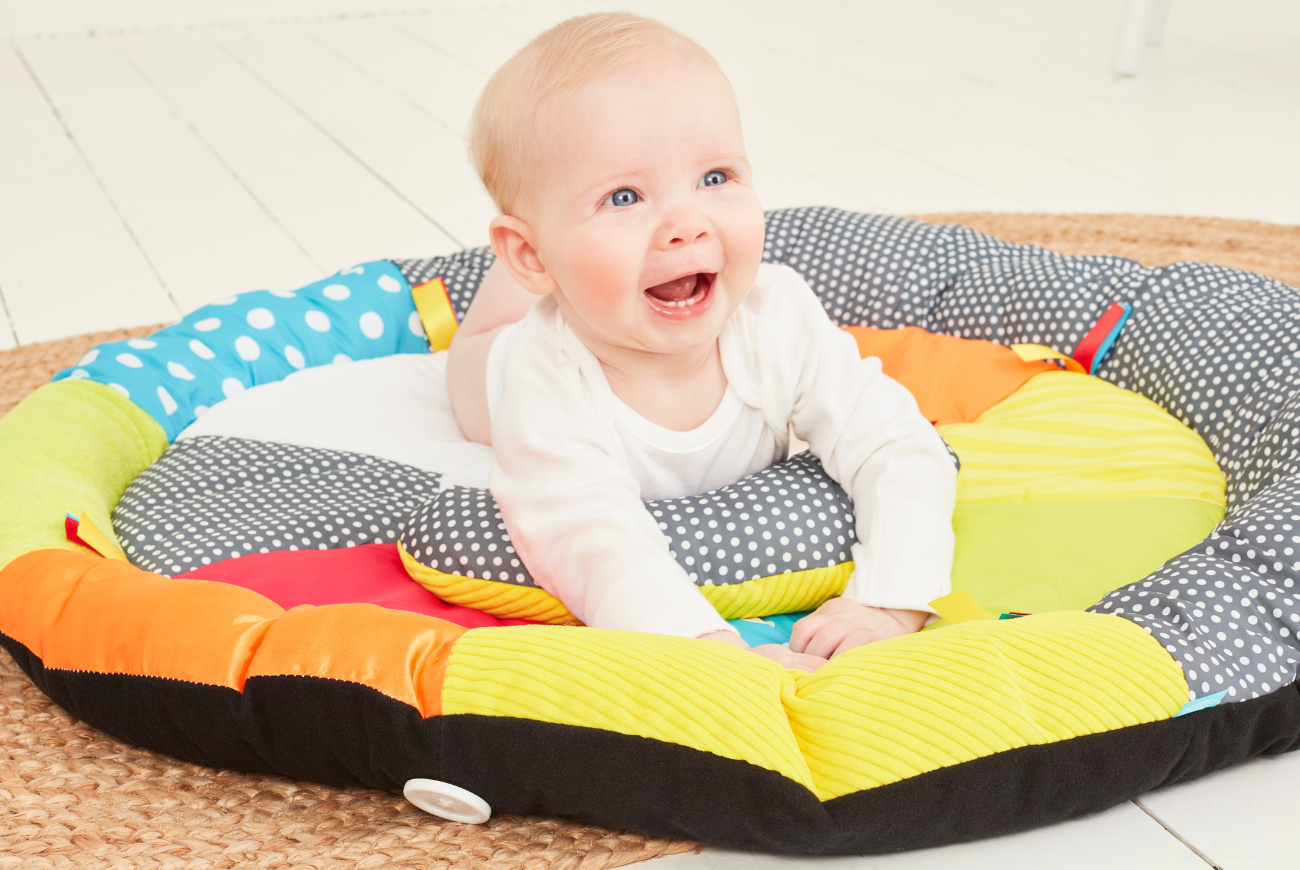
[
  {"left": 788, "top": 613, "right": 833, "bottom": 654},
  {"left": 799, "top": 620, "right": 860, "bottom": 660},
  {"left": 829, "top": 629, "right": 886, "bottom": 659},
  {"left": 751, "top": 643, "right": 827, "bottom": 673}
]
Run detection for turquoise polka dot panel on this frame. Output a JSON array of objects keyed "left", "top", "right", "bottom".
[{"left": 51, "top": 261, "right": 428, "bottom": 441}]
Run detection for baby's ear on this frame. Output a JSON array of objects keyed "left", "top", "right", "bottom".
[{"left": 489, "top": 216, "right": 556, "bottom": 297}]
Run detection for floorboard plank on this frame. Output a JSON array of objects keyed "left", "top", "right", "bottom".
[
  {"left": 307, "top": 18, "right": 487, "bottom": 136},
  {"left": 1136, "top": 749, "right": 1300, "bottom": 870},
  {"left": 216, "top": 19, "right": 497, "bottom": 248},
  {"left": 119, "top": 28, "right": 460, "bottom": 276},
  {"left": 0, "top": 42, "right": 177, "bottom": 344},
  {"left": 18, "top": 33, "right": 323, "bottom": 315}
]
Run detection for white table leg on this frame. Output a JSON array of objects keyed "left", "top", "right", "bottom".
[{"left": 1114, "top": 0, "right": 1156, "bottom": 76}]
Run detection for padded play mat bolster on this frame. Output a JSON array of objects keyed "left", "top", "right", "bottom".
[{"left": 1, "top": 208, "right": 1299, "bottom": 854}]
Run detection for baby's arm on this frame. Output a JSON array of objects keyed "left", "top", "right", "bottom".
[
  {"left": 490, "top": 315, "right": 736, "bottom": 639},
  {"left": 764, "top": 271, "right": 957, "bottom": 659},
  {"left": 446, "top": 258, "right": 536, "bottom": 445}
]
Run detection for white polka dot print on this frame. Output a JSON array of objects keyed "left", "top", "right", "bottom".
[
  {"left": 156, "top": 386, "right": 178, "bottom": 415},
  {"left": 167, "top": 361, "right": 195, "bottom": 381},
  {"left": 246, "top": 308, "right": 276, "bottom": 330},
  {"left": 235, "top": 336, "right": 261, "bottom": 361},
  {"left": 359, "top": 311, "right": 385, "bottom": 340}
]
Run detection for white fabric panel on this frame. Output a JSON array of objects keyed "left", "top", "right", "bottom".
[{"left": 176, "top": 351, "right": 493, "bottom": 479}]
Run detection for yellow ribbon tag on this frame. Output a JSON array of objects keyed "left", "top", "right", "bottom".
[
  {"left": 76, "top": 512, "right": 129, "bottom": 563},
  {"left": 1009, "top": 343, "right": 1087, "bottom": 374},
  {"left": 929, "top": 589, "right": 992, "bottom": 624},
  {"left": 411, "top": 277, "right": 459, "bottom": 352}
]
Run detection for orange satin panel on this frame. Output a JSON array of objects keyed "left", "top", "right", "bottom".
[
  {"left": 0, "top": 549, "right": 280, "bottom": 691},
  {"left": 0, "top": 549, "right": 465, "bottom": 713},
  {"left": 247, "top": 602, "right": 464, "bottom": 717},
  {"left": 842, "top": 326, "right": 1058, "bottom": 425}
]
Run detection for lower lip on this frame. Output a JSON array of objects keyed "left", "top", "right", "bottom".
[{"left": 642, "top": 273, "right": 716, "bottom": 321}]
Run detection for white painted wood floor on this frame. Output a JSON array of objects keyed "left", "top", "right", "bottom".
[{"left": 1, "top": 2, "right": 1297, "bottom": 866}]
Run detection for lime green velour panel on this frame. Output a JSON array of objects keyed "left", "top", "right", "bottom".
[
  {"left": 0, "top": 380, "right": 168, "bottom": 570},
  {"left": 949, "top": 497, "right": 1225, "bottom": 617}
]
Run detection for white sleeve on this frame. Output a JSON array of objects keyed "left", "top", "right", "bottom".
[
  {"left": 764, "top": 269, "right": 957, "bottom": 614},
  {"left": 488, "top": 312, "right": 734, "bottom": 639}
]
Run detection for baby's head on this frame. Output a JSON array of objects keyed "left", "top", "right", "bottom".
[{"left": 471, "top": 13, "right": 764, "bottom": 360}]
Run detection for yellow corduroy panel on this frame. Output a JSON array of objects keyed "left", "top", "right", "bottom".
[
  {"left": 785, "top": 611, "right": 1188, "bottom": 800},
  {"left": 402, "top": 542, "right": 850, "bottom": 624},
  {"left": 400, "top": 545, "right": 581, "bottom": 624},
  {"left": 442, "top": 625, "right": 815, "bottom": 789},
  {"left": 939, "top": 371, "right": 1224, "bottom": 506},
  {"left": 698, "top": 562, "right": 851, "bottom": 620}
]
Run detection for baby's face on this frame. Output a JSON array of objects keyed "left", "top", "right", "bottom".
[{"left": 521, "top": 56, "right": 764, "bottom": 359}]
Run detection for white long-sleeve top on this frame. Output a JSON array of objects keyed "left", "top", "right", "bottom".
[{"left": 488, "top": 263, "right": 957, "bottom": 639}]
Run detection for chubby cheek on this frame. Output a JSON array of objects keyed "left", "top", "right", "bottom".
[
  {"left": 720, "top": 202, "right": 766, "bottom": 295},
  {"left": 551, "top": 230, "right": 645, "bottom": 326}
]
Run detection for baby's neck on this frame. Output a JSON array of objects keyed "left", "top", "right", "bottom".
[{"left": 598, "top": 341, "right": 728, "bottom": 432}]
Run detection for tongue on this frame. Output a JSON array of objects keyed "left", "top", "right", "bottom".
[{"left": 645, "top": 274, "right": 698, "bottom": 302}]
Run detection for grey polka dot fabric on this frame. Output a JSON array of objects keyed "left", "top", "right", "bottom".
[
  {"left": 1090, "top": 473, "right": 1300, "bottom": 702},
  {"left": 399, "top": 485, "right": 529, "bottom": 585},
  {"left": 650, "top": 452, "right": 854, "bottom": 586},
  {"left": 392, "top": 248, "right": 496, "bottom": 323},
  {"left": 114, "top": 435, "right": 440, "bottom": 576},
  {"left": 399, "top": 452, "right": 856, "bottom": 590}
]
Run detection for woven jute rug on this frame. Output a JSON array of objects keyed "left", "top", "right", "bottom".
[{"left": 0, "top": 214, "right": 1297, "bottom": 869}]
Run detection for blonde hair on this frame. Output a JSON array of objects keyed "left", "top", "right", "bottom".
[{"left": 469, "top": 12, "right": 724, "bottom": 215}]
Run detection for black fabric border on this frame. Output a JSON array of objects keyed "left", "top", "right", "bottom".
[
  {"left": 438, "top": 683, "right": 1300, "bottom": 854},
  {"left": 0, "top": 631, "right": 442, "bottom": 788},
  {"left": 4, "top": 629, "right": 1298, "bottom": 854}
]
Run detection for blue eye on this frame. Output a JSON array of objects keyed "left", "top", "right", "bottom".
[
  {"left": 700, "top": 170, "right": 727, "bottom": 187},
  {"left": 604, "top": 188, "right": 639, "bottom": 207}
]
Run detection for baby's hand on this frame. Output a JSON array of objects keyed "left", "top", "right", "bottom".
[
  {"left": 697, "top": 630, "right": 827, "bottom": 673},
  {"left": 789, "top": 598, "right": 928, "bottom": 660}
]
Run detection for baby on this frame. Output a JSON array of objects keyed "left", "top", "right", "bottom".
[{"left": 447, "top": 13, "right": 957, "bottom": 671}]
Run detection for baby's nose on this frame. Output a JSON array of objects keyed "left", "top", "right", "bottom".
[{"left": 661, "top": 208, "right": 711, "bottom": 247}]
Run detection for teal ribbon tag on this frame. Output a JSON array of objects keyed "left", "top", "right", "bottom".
[{"left": 1174, "top": 690, "right": 1228, "bottom": 717}]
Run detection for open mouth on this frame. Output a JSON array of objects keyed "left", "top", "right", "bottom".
[{"left": 642, "top": 272, "right": 715, "bottom": 316}]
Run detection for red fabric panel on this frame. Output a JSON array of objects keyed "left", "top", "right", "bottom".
[{"left": 178, "top": 544, "right": 536, "bottom": 630}]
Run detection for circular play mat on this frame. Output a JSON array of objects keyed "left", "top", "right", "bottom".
[{"left": 0, "top": 212, "right": 1297, "bottom": 867}]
